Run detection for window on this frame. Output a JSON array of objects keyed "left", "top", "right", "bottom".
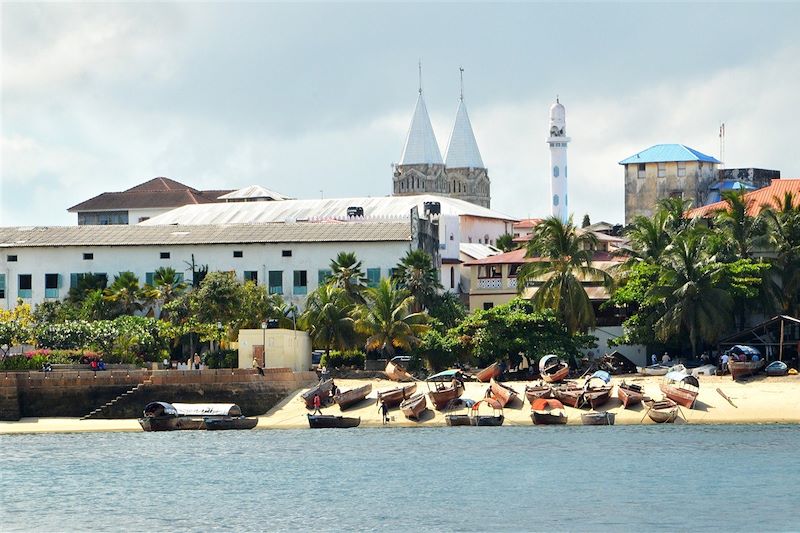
[
  {"left": 83, "top": 253, "right": 93, "bottom": 260},
  {"left": 677, "top": 162, "right": 686, "bottom": 177},
  {"left": 77, "top": 211, "right": 129, "bottom": 225},
  {"left": 318, "top": 269, "right": 332, "bottom": 285},
  {"left": 138, "top": 217, "right": 150, "bottom": 223},
  {"left": 160, "top": 252, "right": 170, "bottom": 259},
  {"left": 244, "top": 271, "right": 258, "bottom": 284},
  {"left": 7, "top": 255, "right": 17, "bottom": 262},
  {"left": 367, "top": 268, "right": 380, "bottom": 288},
  {"left": 553, "top": 165, "right": 559, "bottom": 178},
  {"left": 450, "top": 267, "right": 455, "bottom": 289},
  {"left": 18, "top": 274, "right": 32, "bottom": 298},
  {"left": 44, "top": 273, "right": 60, "bottom": 298},
  {"left": 483, "top": 302, "right": 494, "bottom": 310},
  {"left": 282, "top": 250, "right": 292, "bottom": 257},
  {"left": 268, "top": 271, "right": 283, "bottom": 294},
  {"left": 293, "top": 270, "right": 307, "bottom": 295},
  {"left": 70, "top": 272, "right": 107, "bottom": 289},
  {"left": 233, "top": 251, "right": 243, "bottom": 258},
  {"left": 657, "top": 162, "right": 666, "bottom": 178},
  {"left": 0, "top": 273, "right": 5, "bottom": 299},
  {"left": 145, "top": 272, "right": 155, "bottom": 285},
  {"left": 637, "top": 163, "right": 646, "bottom": 179}
]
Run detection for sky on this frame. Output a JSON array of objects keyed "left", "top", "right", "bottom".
[{"left": 2, "top": 2, "right": 799, "bottom": 227}]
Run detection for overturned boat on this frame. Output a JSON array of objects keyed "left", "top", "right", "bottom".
[
  {"left": 765, "top": 361, "right": 788, "bottom": 376},
  {"left": 580, "top": 411, "right": 615, "bottom": 426}
]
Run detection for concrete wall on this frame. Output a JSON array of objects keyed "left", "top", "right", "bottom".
[
  {"left": 584, "top": 326, "right": 647, "bottom": 366},
  {"left": 237, "top": 329, "right": 312, "bottom": 371}
]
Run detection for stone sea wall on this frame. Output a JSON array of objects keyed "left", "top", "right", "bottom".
[{"left": 0, "top": 368, "right": 317, "bottom": 421}]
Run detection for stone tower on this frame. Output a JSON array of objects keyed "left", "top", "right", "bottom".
[{"left": 548, "top": 98, "right": 570, "bottom": 221}]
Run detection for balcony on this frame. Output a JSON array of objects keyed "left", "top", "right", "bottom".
[{"left": 477, "top": 278, "right": 502, "bottom": 290}]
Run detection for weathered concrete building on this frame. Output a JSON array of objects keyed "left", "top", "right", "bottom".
[{"left": 620, "top": 144, "right": 721, "bottom": 224}]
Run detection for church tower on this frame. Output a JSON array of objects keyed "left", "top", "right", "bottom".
[
  {"left": 393, "top": 66, "right": 446, "bottom": 197},
  {"left": 547, "top": 97, "right": 570, "bottom": 221},
  {"left": 443, "top": 68, "right": 490, "bottom": 208}
]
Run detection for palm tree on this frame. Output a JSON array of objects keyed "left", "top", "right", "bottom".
[
  {"left": 624, "top": 211, "right": 672, "bottom": 264},
  {"left": 762, "top": 191, "right": 800, "bottom": 316},
  {"left": 651, "top": 230, "right": 734, "bottom": 357},
  {"left": 714, "top": 190, "right": 766, "bottom": 259},
  {"left": 657, "top": 197, "right": 693, "bottom": 235},
  {"left": 144, "top": 267, "right": 188, "bottom": 319},
  {"left": 392, "top": 249, "right": 442, "bottom": 312},
  {"left": 517, "top": 216, "right": 612, "bottom": 334},
  {"left": 300, "top": 285, "right": 356, "bottom": 358},
  {"left": 354, "top": 279, "right": 429, "bottom": 358},
  {"left": 329, "top": 251, "right": 368, "bottom": 303},
  {"left": 495, "top": 233, "right": 516, "bottom": 252},
  {"left": 103, "top": 271, "right": 143, "bottom": 316}
]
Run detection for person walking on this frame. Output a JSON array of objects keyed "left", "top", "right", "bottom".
[
  {"left": 378, "top": 400, "right": 389, "bottom": 425},
  {"left": 312, "top": 393, "right": 322, "bottom": 415}
]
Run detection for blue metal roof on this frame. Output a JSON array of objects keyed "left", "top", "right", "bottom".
[{"left": 619, "top": 144, "right": 721, "bottom": 165}]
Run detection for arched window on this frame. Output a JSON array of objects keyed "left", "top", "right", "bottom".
[
  {"left": 553, "top": 166, "right": 559, "bottom": 178},
  {"left": 553, "top": 194, "right": 559, "bottom": 206},
  {"left": 450, "top": 267, "right": 455, "bottom": 289}
]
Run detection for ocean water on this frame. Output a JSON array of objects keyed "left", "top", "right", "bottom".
[{"left": 2, "top": 425, "right": 799, "bottom": 532}]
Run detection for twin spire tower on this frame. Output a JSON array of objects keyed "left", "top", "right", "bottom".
[{"left": 392, "top": 66, "right": 490, "bottom": 208}]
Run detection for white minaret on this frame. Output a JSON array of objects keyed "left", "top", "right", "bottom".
[{"left": 547, "top": 97, "right": 570, "bottom": 222}]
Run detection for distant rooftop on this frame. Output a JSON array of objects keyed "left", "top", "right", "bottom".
[
  {"left": 688, "top": 179, "right": 800, "bottom": 218},
  {"left": 217, "top": 185, "right": 292, "bottom": 202},
  {"left": 619, "top": 144, "right": 721, "bottom": 165},
  {"left": 68, "top": 177, "right": 234, "bottom": 212}
]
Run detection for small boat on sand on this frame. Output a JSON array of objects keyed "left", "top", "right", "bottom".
[
  {"left": 307, "top": 414, "right": 361, "bottom": 428},
  {"left": 765, "top": 361, "right": 788, "bottom": 376},
  {"left": 489, "top": 378, "right": 519, "bottom": 407},
  {"left": 637, "top": 364, "right": 671, "bottom": 376},
  {"left": 385, "top": 360, "right": 414, "bottom": 382},
  {"left": 539, "top": 355, "right": 570, "bottom": 383},
  {"left": 524, "top": 382, "right": 552, "bottom": 403},
  {"left": 583, "top": 371, "right": 612, "bottom": 409},
  {"left": 616, "top": 381, "right": 644, "bottom": 409},
  {"left": 301, "top": 379, "right": 334, "bottom": 408},
  {"left": 580, "top": 411, "right": 615, "bottom": 426},
  {"left": 475, "top": 362, "right": 501, "bottom": 383},
  {"left": 426, "top": 370, "right": 466, "bottom": 410},
  {"left": 726, "top": 347, "right": 765, "bottom": 380},
  {"left": 204, "top": 417, "right": 258, "bottom": 431},
  {"left": 139, "top": 402, "right": 255, "bottom": 432},
  {"left": 400, "top": 393, "right": 427, "bottom": 419},
  {"left": 552, "top": 385, "right": 584, "bottom": 408},
  {"left": 530, "top": 398, "right": 568, "bottom": 425},
  {"left": 377, "top": 383, "right": 417, "bottom": 408},
  {"left": 660, "top": 371, "right": 699, "bottom": 409},
  {"left": 469, "top": 399, "right": 504, "bottom": 426},
  {"left": 334, "top": 384, "right": 372, "bottom": 409},
  {"left": 445, "top": 413, "right": 472, "bottom": 426},
  {"left": 646, "top": 398, "right": 679, "bottom": 423}
]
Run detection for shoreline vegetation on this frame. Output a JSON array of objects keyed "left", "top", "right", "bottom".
[{"left": 2, "top": 375, "right": 799, "bottom": 434}]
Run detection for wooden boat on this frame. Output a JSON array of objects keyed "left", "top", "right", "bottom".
[
  {"left": 138, "top": 401, "right": 179, "bottom": 431},
  {"left": 530, "top": 398, "right": 568, "bottom": 425},
  {"left": 765, "top": 361, "right": 788, "bottom": 376},
  {"left": 400, "top": 393, "right": 427, "bottom": 419},
  {"left": 539, "top": 355, "right": 570, "bottom": 383},
  {"left": 139, "top": 402, "right": 251, "bottom": 432},
  {"left": 524, "top": 382, "right": 552, "bottom": 403},
  {"left": 204, "top": 417, "right": 258, "bottom": 431},
  {"left": 728, "top": 359, "right": 765, "bottom": 380},
  {"left": 445, "top": 414, "right": 472, "bottom": 426},
  {"left": 647, "top": 398, "right": 678, "bottom": 423},
  {"left": 384, "top": 360, "right": 414, "bottom": 382},
  {"left": 475, "top": 362, "right": 501, "bottom": 383},
  {"left": 616, "top": 382, "right": 644, "bottom": 408},
  {"left": 301, "top": 379, "right": 334, "bottom": 408},
  {"left": 469, "top": 399, "right": 505, "bottom": 426},
  {"left": 551, "top": 385, "right": 584, "bottom": 408},
  {"left": 583, "top": 387, "right": 612, "bottom": 409},
  {"left": 660, "top": 371, "right": 699, "bottom": 409},
  {"left": 637, "top": 364, "right": 670, "bottom": 376},
  {"left": 334, "top": 384, "right": 372, "bottom": 409},
  {"left": 580, "top": 411, "right": 615, "bottom": 426},
  {"left": 426, "top": 371, "right": 466, "bottom": 410},
  {"left": 376, "top": 383, "right": 417, "bottom": 408},
  {"left": 489, "top": 378, "right": 519, "bottom": 407},
  {"left": 307, "top": 414, "right": 361, "bottom": 428}
]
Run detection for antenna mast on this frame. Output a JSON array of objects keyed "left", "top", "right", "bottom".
[
  {"left": 418, "top": 60, "right": 423, "bottom": 94},
  {"left": 719, "top": 122, "right": 725, "bottom": 168},
  {"left": 459, "top": 66, "right": 464, "bottom": 101}
]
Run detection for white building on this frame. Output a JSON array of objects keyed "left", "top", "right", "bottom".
[
  {"left": 548, "top": 98, "right": 570, "bottom": 222},
  {"left": 0, "top": 221, "right": 416, "bottom": 310}
]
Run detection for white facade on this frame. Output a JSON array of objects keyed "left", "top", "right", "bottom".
[
  {"left": 237, "top": 328, "right": 312, "bottom": 371},
  {"left": 547, "top": 99, "right": 570, "bottom": 222}
]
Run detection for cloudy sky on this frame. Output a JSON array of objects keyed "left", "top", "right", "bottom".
[{"left": 2, "top": 2, "right": 799, "bottom": 226}]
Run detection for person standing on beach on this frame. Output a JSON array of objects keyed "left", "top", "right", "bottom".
[
  {"left": 651, "top": 354, "right": 658, "bottom": 366},
  {"left": 312, "top": 394, "right": 322, "bottom": 415},
  {"left": 378, "top": 400, "right": 389, "bottom": 424},
  {"left": 193, "top": 353, "right": 201, "bottom": 370}
]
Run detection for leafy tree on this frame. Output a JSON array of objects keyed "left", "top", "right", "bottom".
[
  {"left": 300, "top": 285, "right": 355, "bottom": 358},
  {"left": 658, "top": 197, "right": 693, "bottom": 235},
  {"left": 354, "top": 278, "right": 428, "bottom": 358},
  {"left": 413, "top": 329, "right": 458, "bottom": 372},
  {"left": 392, "top": 249, "right": 442, "bottom": 312},
  {"left": 495, "top": 233, "right": 516, "bottom": 252},
  {"left": 329, "top": 251, "right": 368, "bottom": 303},
  {"left": 624, "top": 211, "right": 672, "bottom": 264},
  {"left": 81, "top": 289, "right": 116, "bottom": 321},
  {"left": 518, "top": 216, "right": 612, "bottom": 333},
  {"left": 714, "top": 189, "right": 766, "bottom": 259},
  {"left": 67, "top": 273, "right": 108, "bottom": 303},
  {"left": 426, "top": 291, "right": 467, "bottom": 331},
  {"left": 190, "top": 271, "right": 242, "bottom": 325},
  {"left": 104, "top": 271, "right": 144, "bottom": 316},
  {"left": 762, "top": 192, "right": 800, "bottom": 316}
]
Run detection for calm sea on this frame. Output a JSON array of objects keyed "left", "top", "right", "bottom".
[{"left": 2, "top": 425, "right": 799, "bottom": 532}]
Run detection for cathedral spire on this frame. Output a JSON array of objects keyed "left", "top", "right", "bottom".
[
  {"left": 399, "top": 88, "right": 443, "bottom": 166},
  {"left": 444, "top": 71, "right": 484, "bottom": 169}
]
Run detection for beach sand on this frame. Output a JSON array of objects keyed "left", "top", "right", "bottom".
[{"left": 3, "top": 374, "right": 798, "bottom": 434}]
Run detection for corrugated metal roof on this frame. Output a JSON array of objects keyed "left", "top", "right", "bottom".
[
  {"left": 444, "top": 99, "right": 484, "bottom": 169},
  {"left": 688, "top": 179, "right": 800, "bottom": 218},
  {"left": 459, "top": 242, "right": 501, "bottom": 260},
  {"left": 139, "top": 194, "right": 517, "bottom": 226},
  {"left": 399, "top": 93, "right": 443, "bottom": 165},
  {"left": 618, "top": 144, "right": 721, "bottom": 165},
  {"left": 217, "top": 185, "right": 292, "bottom": 201},
  {"left": 0, "top": 221, "right": 411, "bottom": 248}
]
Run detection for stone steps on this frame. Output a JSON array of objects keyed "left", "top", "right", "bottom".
[{"left": 80, "top": 378, "right": 152, "bottom": 420}]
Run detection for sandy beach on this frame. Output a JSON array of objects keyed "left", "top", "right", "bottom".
[{"left": 2, "top": 373, "right": 798, "bottom": 434}]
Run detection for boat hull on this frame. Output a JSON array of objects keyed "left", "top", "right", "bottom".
[
  {"left": 728, "top": 359, "right": 765, "bottom": 380},
  {"left": 445, "top": 414, "right": 471, "bottom": 426},
  {"left": 580, "top": 412, "right": 615, "bottom": 426},
  {"left": 204, "top": 417, "right": 258, "bottom": 431},
  {"left": 524, "top": 386, "right": 552, "bottom": 404},
  {"left": 471, "top": 415, "right": 504, "bottom": 426},
  {"left": 541, "top": 364, "right": 570, "bottom": 383},
  {"left": 301, "top": 379, "right": 334, "bottom": 408},
  {"left": 428, "top": 382, "right": 465, "bottom": 410},
  {"left": 307, "top": 414, "right": 361, "bottom": 428},
  {"left": 385, "top": 361, "right": 414, "bottom": 382},
  {"left": 400, "top": 393, "right": 427, "bottom": 419},
  {"left": 638, "top": 365, "right": 670, "bottom": 376},
  {"left": 660, "top": 383, "right": 697, "bottom": 409},
  {"left": 617, "top": 385, "right": 643, "bottom": 408},
  {"left": 335, "top": 384, "right": 373, "bottom": 409},
  {"left": 138, "top": 416, "right": 178, "bottom": 432},
  {"left": 584, "top": 387, "right": 612, "bottom": 409},
  {"left": 531, "top": 411, "right": 567, "bottom": 425},
  {"left": 552, "top": 387, "right": 583, "bottom": 408},
  {"left": 489, "top": 378, "right": 518, "bottom": 407},
  {"left": 377, "top": 383, "right": 417, "bottom": 408},
  {"left": 648, "top": 400, "right": 678, "bottom": 423},
  {"left": 475, "top": 363, "right": 501, "bottom": 383}
]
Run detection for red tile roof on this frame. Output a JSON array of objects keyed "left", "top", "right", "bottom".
[
  {"left": 67, "top": 177, "right": 235, "bottom": 212},
  {"left": 513, "top": 218, "right": 542, "bottom": 229},
  {"left": 688, "top": 179, "right": 800, "bottom": 218}
]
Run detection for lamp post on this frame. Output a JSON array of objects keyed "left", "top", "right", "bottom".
[
  {"left": 261, "top": 320, "right": 268, "bottom": 369},
  {"left": 216, "top": 321, "right": 223, "bottom": 352}
]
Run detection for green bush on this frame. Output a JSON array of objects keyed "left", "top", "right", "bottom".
[
  {"left": 204, "top": 349, "right": 238, "bottom": 369},
  {"left": 320, "top": 350, "right": 365, "bottom": 369}
]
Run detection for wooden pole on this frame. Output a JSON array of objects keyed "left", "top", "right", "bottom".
[{"left": 779, "top": 319, "right": 785, "bottom": 361}]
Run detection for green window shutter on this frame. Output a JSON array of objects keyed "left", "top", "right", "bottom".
[
  {"left": 145, "top": 272, "right": 154, "bottom": 285},
  {"left": 57, "top": 274, "right": 62, "bottom": 288},
  {"left": 367, "top": 268, "right": 381, "bottom": 287},
  {"left": 268, "top": 271, "right": 283, "bottom": 294}
]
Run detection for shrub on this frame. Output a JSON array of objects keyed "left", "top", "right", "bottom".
[
  {"left": 320, "top": 350, "right": 365, "bottom": 369},
  {"left": 204, "top": 349, "right": 238, "bottom": 369}
]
